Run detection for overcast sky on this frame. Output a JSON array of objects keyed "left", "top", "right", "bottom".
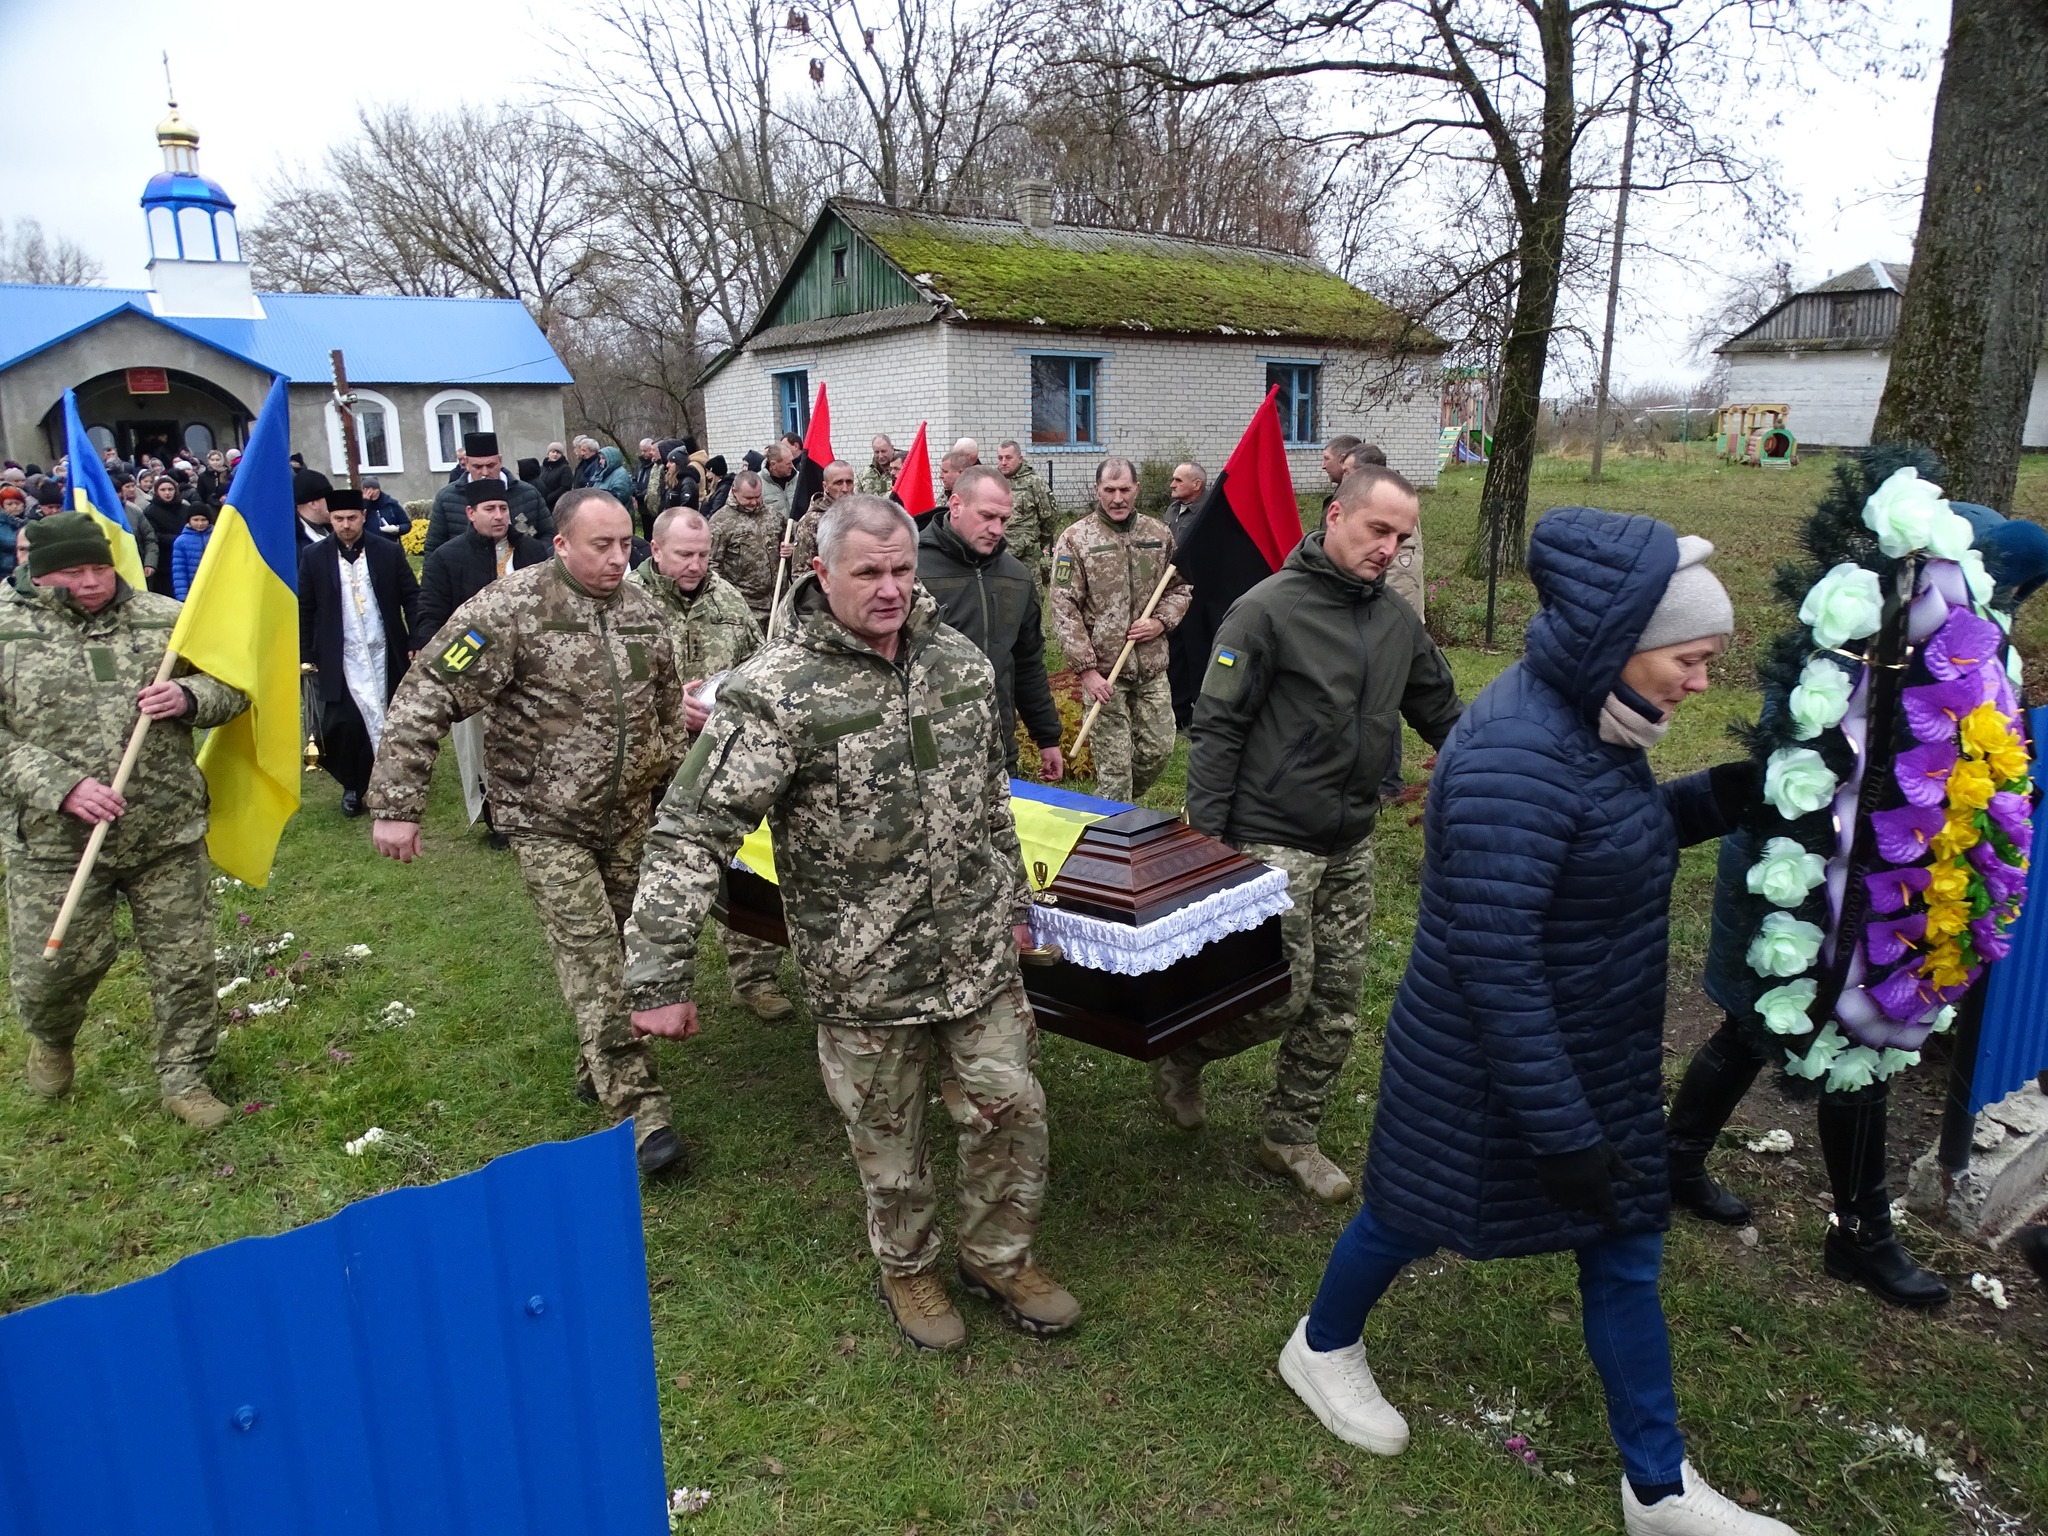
[{"left": 0, "top": 0, "right": 1944, "bottom": 394}]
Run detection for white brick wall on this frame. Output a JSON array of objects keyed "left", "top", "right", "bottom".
[
  {"left": 1725, "top": 349, "right": 2048, "bottom": 450},
  {"left": 702, "top": 321, "right": 1444, "bottom": 504}
]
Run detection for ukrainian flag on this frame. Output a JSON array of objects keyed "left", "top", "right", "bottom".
[
  {"left": 60, "top": 390, "right": 147, "bottom": 589},
  {"left": 167, "top": 376, "right": 301, "bottom": 885}
]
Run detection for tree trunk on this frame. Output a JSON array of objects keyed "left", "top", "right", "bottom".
[{"left": 1871, "top": 0, "right": 2048, "bottom": 508}]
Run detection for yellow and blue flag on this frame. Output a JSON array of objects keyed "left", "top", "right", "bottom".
[
  {"left": 167, "top": 376, "right": 300, "bottom": 885},
  {"left": 60, "top": 390, "right": 147, "bottom": 589}
]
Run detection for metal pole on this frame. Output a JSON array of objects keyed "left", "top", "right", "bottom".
[{"left": 1588, "top": 42, "right": 1644, "bottom": 484}]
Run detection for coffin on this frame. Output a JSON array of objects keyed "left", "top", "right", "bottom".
[{"left": 714, "top": 804, "right": 1291, "bottom": 1061}]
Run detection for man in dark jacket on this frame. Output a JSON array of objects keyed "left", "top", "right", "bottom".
[
  {"left": 916, "top": 466, "right": 1063, "bottom": 779},
  {"left": 422, "top": 432, "right": 553, "bottom": 556},
  {"left": 360, "top": 477, "right": 412, "bottom": 540},
  {"left": 415, "top": 479, "right": 550, "bottom": 646},
  {"left": 1162, "top": 465, "right": 1463, "bottom": 1200},
  {"left": 299, "top": 488, "right": 420, "bottom": 816}
]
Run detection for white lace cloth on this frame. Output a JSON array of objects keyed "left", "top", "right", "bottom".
[{"left": 1027, "top": 867, "right": 1293, "bottom": 976}]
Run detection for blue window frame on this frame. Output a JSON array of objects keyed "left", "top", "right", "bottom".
[
  {"left": 1030, "top": 355, "right": 1098, "bottom": 445},
  {"left": 774, "top": 370, "right": 810, "bottom": 437},
  {"left": 1266, "top": 362, "right": 1321, "bottom": 445}
]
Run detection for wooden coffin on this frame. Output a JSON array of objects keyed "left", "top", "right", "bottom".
[{"left": 713, "top": 807, "right": 1290, "bottom": 1061}]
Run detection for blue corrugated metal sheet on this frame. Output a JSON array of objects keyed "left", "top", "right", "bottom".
[
  {"left": 1975, "top": 706, "right": 2048, "bottom": 1112},
  {"left": 0, "top": 1124, "right": 664, "bottom": 1536},
  {"left": 0, "top": 283, "right": 572, "bottom": 385}
]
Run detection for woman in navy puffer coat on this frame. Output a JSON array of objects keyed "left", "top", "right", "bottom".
[{"left": 1277, "top": 509, "right": 1801, "bottom": 1536}]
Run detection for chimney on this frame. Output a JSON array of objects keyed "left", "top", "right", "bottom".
[{"left": 1013, "top": 178, "right": 1054, "bottom": 231}]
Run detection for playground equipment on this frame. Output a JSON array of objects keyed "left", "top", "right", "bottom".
[
  {"left": 1439, "top": 368, "right": 1490, "bottom": 469},
  {"left": 1715, "top": 403, "right": 1798, "bottom": 468}
]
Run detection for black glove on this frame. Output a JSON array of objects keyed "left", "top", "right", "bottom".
[
  {"left": 1707, "top": 758, "right": 1760, "bottom": 823},
  {"left": 1533, "top": 1141, "right": 1627, "bottom": 1229}
]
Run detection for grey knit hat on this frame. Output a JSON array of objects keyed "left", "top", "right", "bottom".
[{"left": 1637, "top": 534, "right": 1734, "bottom": 651}]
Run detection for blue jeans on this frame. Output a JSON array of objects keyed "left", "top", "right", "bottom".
[{"left": 1304, "top": 1203, "right": 1685, "bottom": 1488}]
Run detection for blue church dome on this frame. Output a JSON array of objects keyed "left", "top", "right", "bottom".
[
  {"left": 142, "top": 170, "right": 236, "bottom": 213},
  {"left": 140, "top": 101, "right": 242, "bottom": 264}
]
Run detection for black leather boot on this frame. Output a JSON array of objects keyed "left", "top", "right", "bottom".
[
  {"left": 1666, "top": 1021, "right": 1762, "bottom": 1226},
  {"left": 1818, "top": 1089, "right": 1949, "bottom": 1308}
]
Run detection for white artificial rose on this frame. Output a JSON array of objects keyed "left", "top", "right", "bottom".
[
  {"left": 1746, "top": 837, "right": 1828, "bottom": 907},
  {"left": 1763, "top": 746, "right": 1839, "bottom": 819},
  {"left": 1784, "top": 1021, "right": 1848, "bottom": 1080},
  {"left": 1755, "top": 978, "right": 1818, "bottom": 1035},
  {"left": 1860, "top": 466, "right": 1946, "bottom": 557},
  {"left": 1746, "top": 910, "right": 1825, "bottom": 978},
  {"left": 1797, "top": 563, "right": 1884, "bottom": 649},
  {"left": 1959, "top": 547, "right": 1995, "bottom": 605},
  {"left": 1926, "top": 507, "right": 1975, "bottom": 561},
  {"left": 1786, "top": 658, "right": 1854, "bottom": 740},
  {"left": 1876, "top": 1047, "right": 1922, "bottom": 1078},
  {"left": 1825, "top": 1044, "right": 1883, "bottom": 1094}
]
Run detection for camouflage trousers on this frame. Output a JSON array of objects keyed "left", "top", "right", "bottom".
[
  {"left": 723, "top": 927, "right": 785, "bottom": 994},
  {"left": 816, "top": 979, "right": 1048, "bottom": 1277},
  {"left": 1090, "top": 671, "right": 1176, "bottom": 804},
  {"left": 1170, "top": 838, "right": 1376, "bottom": 1145},
  {"left": 7, "top": 839, "right": 218, "bottom": 1094},
  {"left": 510, "top": 833, "right": 673, "bottom": 1145}
]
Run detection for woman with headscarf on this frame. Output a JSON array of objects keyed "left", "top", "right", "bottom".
[
  {"left": 141, "top": 474, "right": 192, "bottom": 597},
  {"left": 1279, "top": 510, "right": 1802, "bottom": 1536}
]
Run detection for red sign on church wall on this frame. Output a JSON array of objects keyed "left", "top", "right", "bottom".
[{"left": 125, "top": 368, "right": 170, "bottom": 395}]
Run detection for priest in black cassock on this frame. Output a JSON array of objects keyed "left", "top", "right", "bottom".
[{"left": 299, "top": 487, "right": 420, "bottom": 817}]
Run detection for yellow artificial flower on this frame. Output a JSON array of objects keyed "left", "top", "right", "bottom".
[
  {"left": 1920, "top": 942, "right": 1971, "bottom": 990},
  {"left": 1925, "top": 900, "right": 1972, "bottom": 943},
  {"left": 1948, "top": 758, "right": 1997, "bottom": 812},
  {"left": 1931, "top": 807, "right": 1982, "bottom": 859},
  {"left": 1988, "top": 738, "right": 2031, "bottom": 785},
  {"left": 1958, "top": 703, "right": 2010, "bottom": 760},
  {"left": 1927, "top": 860, "right": 1971, "bottom": 904}
]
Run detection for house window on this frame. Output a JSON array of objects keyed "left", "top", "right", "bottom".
[
  {"left": 1031, "top": 356, "right": 1098, "bottom": 445},
  {"left": 422, "top": 389, "right": 491, "bottom": 472},
  {"left": 831, "top": 246, "right": 848, "bottom": 282},
  {"left": 1266, "top": 362, "right": 1320, "bottom": 445},
  {"left": 328, "top": 389, "right": 406, "bottom": 475},
  {"left": 775, "top": 371, "right": 810, "bottom": 437}
]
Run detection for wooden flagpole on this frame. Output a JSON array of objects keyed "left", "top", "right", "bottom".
[
  {"left": 44, "top": 649, "right": 181, "bottom": 958},
  {"left": 1070, "top": 563, "right": 1177, "bottom": 760},
  {"left": 765, "top": 517, "right": 799, "bottom": 638}
]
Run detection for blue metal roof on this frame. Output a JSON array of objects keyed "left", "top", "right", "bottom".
[
  {"left": 142, "top": 170, "right": 236, "bottom": 211},
  {"left": 0, "top": 283, "right": 573, "bottom": 386}
]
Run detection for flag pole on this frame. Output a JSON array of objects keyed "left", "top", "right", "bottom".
[
  {"left": 765, "top": 518, "right": 799, "bottom": 639},
  {"left": 1070, "top": 563, "right": 1177, "bottom": 761},
  {"left": 44, "top": 649, "right": 181, "bottom": 958}
]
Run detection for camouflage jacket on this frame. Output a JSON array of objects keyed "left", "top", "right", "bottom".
[
  {"left": 856, "top": 464, "right": 895, "bottom": 498},
  {"left": 0, "top": 579, "right": 247, "bottom": 866},
  {"left": 624, "top": 573, "right": 1031, "bottom": 1026},
  {"left": 1048, "top": 510, "right": 1192, "bottom": 681},
  {"left": 789, "top": 492, "right": 844, "bottom": 577},
  {"left": 1001, "top": 460, "right": 1060, "bottom": 569},
  {"left": 708, "top": 500, "right": 786, "bottom": 622},
  {"left": 628, "top": 565, "right": 760, "bottom": 687},
  {"left": 1384, "top": 529, "right": 1425, "bottom": 621},
  {"left": 366, "top": 559, "right": 687, "bottom": 845}
]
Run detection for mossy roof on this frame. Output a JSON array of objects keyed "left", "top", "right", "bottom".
[{"left": 831, "top": 200, "right": 1440, "bottom": 351}]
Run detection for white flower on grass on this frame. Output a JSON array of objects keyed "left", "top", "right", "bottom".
[
  {"left": 1860, "top": 467, "right": 1946, "bottom": 557},
  {"left": 669, "top": 1487, "right": 713, "bottom": 1519},
  {"left": 380, "top": 1001, "right": 416, "bottom": 1024},
  {"left": 1746, "top": 838, "right": 1828, "bottom": 907},
  {"left": 245, "top": 997, "right": 292, "bottom": 1018},
  {"left": 1798, "top": 563, "right": 1884, "bottom": 649},
  {"left": 344, "top": 1127, "right": 387, "bottom": 1156},
  {"left": 1787, "top": 658, "right": 1855, "bottom": 740},
  {"left": 1744, "top": 1129, "right": 1795, "bottom": 1154},
  {"left": 1763, "top": 747, "right": 1839, "bottom": 820},
  {"left": 1747, "top": 912, "right": 1824, "bottom": 978},
  {"left": 345, "top": 943, "right": 373, "bottom": 959},
  {"left": 216, "top": 976, "right": 251, "bottom": 1000},
  {"left": 1970, "top": 1273, "right": 2009, "bottom": 1310}
]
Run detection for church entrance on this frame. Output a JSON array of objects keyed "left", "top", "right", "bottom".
[{"left": 117, "top": 420, "right": 180, "bottom": 464}]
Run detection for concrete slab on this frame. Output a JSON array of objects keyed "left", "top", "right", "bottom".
[{"left": 1907, "top": 1083, "right": 2048, "bottom": 1243}]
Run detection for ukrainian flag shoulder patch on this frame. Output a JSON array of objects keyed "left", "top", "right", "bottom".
[
  {"left": 1215, "top": 648, "right": 1238, "bottom": 667},
  {"left": 435, "top": 627, "right": 490, "bottom": 677}
]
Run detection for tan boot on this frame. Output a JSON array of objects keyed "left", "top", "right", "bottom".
[
  {"left": 162, "top": 1085, "right": 233, "bottom": 1130},
  {"left": 959, "top": 1257, "right": 1082, "bottom": 1337},
  {"left": 877, "top": 1268, "right": 966, "bottom": 1352},
  {"left": 1150, "top": 1055, "right": 1206, "bottom": 1130},
  {"left": 735, "top": 984, "right": 793, "bottom": 1021},
  {"left": 24, "top": 1041, "right": 74, "bottom": 1098},
  {"left": 1259, "top": 1137, "right": 1355, "bottom": 1203}
]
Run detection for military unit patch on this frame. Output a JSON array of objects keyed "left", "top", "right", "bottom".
[
  {"left": 1052, "top": 554, "right": 1074, "bottom": 589},
  {"left": 435, "top": 627, "right": 489, "bottom": 677}
]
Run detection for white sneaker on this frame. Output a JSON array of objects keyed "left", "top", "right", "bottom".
[
  {"left": 1277, "top": 1317, "right": 1409, "bottom": 1455},
  {"left": 1623, "top": 1461, "right": 1802, "bottom": 1535}
]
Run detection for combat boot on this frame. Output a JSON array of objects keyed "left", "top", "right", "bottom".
[
  {"left": 959, "top": 1256, "right": 1081, "bottom": 1337},
  {"left": 1150, "top": 1054, "right": 1206, "bottom": 1129},
  {"left": 1259, "top": 1137, "right": 1354, "bottom": 1203},
  {"left": 735, "top": 984, "right": 793, "bottom": 1021},
  {"left": 162, "top": 1085, "right": 232, "bottom": 1129},
  {"left": 878, "top": 1268, "right": 966, "bottom": 1352},
  {"left": 24, "top": 1041, "right": 74, "bottom": 1098}
]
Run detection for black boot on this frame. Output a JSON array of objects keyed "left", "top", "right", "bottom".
[
  {"left": 1818, "top": 1089, "right": 1949, "bottom": 1308},
  {"left": 1666, "top": 1021, "right": 1762, "bottom": 1226}
]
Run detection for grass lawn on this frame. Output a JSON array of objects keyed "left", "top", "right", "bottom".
[{"left": 1, "top": 449, "right": 2043, "bottom": 1533}]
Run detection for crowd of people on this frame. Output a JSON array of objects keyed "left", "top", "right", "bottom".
[{"left": 7, "top": 404, "right": 2046, "bottom": 1536}]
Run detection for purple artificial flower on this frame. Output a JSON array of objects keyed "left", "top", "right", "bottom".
[
  {"left": 1969, "top": 914, "right": 2013, "bottom": 963},
  {"left": 1872, "top": 803, "right": 1945, "bottom": 865},
  {"left": 1906, "top": 577, "right": 1951, "bottom": 644},
  {"left": 1924, "top": 610, "right": 2003, "bottom": 682},
  {"left": 1865, "top": 865, "right": 1932, "bottom": 914},
  {"left": 1988, "top": 791, "right": 2034, "bottom": 856},
  {"left": 1869, "top": 963, "right": 1936, "bottom": 1023},
  {"left": 1903, "top": 677, "right": 1988, "bottom": 744},
  {"left": 1968, "top": 840, "right": 2029, "bottom": 903},
  {"left": 1864, "top": 911, "right": 1927, "bottom": 967},
  {"left": 1894, "top": 741, "right": 1959, "bottom": 808}
]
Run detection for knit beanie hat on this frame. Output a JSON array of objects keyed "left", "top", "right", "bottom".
[
  {"left": 27, "top": 512, "right": 114, "bottom": 578},
  {"left": 293, "top": 468, "right": 333, "bottom": 508},
  {"left": 1636, "top": 534, "right": 1734, "bottom": 651},
  {"left": 34, "top": 480, "right": 65, "bottom": 508}
]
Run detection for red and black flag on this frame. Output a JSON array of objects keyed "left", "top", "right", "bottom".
[{"left": 1167, "top": 386, "right": 1303, "bottom": 722}]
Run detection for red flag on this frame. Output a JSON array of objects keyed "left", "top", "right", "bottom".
[
  {"left": 892, "top": 421, "right": 935, "bottom": 515},
  {"left": 1220, "top": 385, "right": 1302, "bottom": 572},
  {"left": 802, "top": 382, "right": 834, "bottom": 468}
]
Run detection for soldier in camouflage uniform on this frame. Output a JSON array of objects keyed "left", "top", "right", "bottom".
[
  {"left": 1047, "top": 458, "right": 1191, "bottom": 803},
  {"left": 785, "top": 460, "right": 857, "bottom": 579},
  {"left": 626, "top": 495, "right": 1080, "bottom": 1352},
  {"left": 1164, "top": 466, "right": 1462, "bottom": 1201},
  {"left": 0, "top": 514, "right": 249, "bottom": 1128},
  {"left": 632, "top": 507, "right": 790, "bottom": 1020},
  {"left": 708, "top": 471, "right": 782, "bottom": 629},
  {"left": 995, "top": 440, "right": 1059, "bottom": 581},
  {"left": 368, "top": 489, "right": 691, "bottom": 1181},
  {"left": 857, "top": 435, "right": 897, "bottom": 498}
]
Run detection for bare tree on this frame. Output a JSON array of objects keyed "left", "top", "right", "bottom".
[{"left": 0, "top": 219, "right": 104, "bottom": 286}]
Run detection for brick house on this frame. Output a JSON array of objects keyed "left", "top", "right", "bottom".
[
  {"left": 698, "top": 186, "right": 1447, "bottom": 500},
  {"left": 1717, "top": 260, "right": 2048, "bottom": 450}
]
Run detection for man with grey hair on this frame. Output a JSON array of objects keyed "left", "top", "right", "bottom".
[
  {"left": 994, "top": 439, "right": 1058, "bottom": 580},
  {"left": 858, "top": 435, "right": 898, "bottom": 497},
  {"left": 937, "top": 447, "right": 975, "bottom": 515},
  {"left": 759, "top": 440, "right": 799, "bottom": 524},
  {"left": 949, "top": 436, "right": 980, "bottom": 466},
  {"left": 786, "top": 459, "right": 857, "bottom": 573},
  {"left": 628, "top": 492, "right": 1078, "bottom": 1353},
  {"left": 708, "top": 469, "right": 782, "bottom": 627},
  {"left": 1163, "top": 461, "right": 1206, "bottom": 543}
]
